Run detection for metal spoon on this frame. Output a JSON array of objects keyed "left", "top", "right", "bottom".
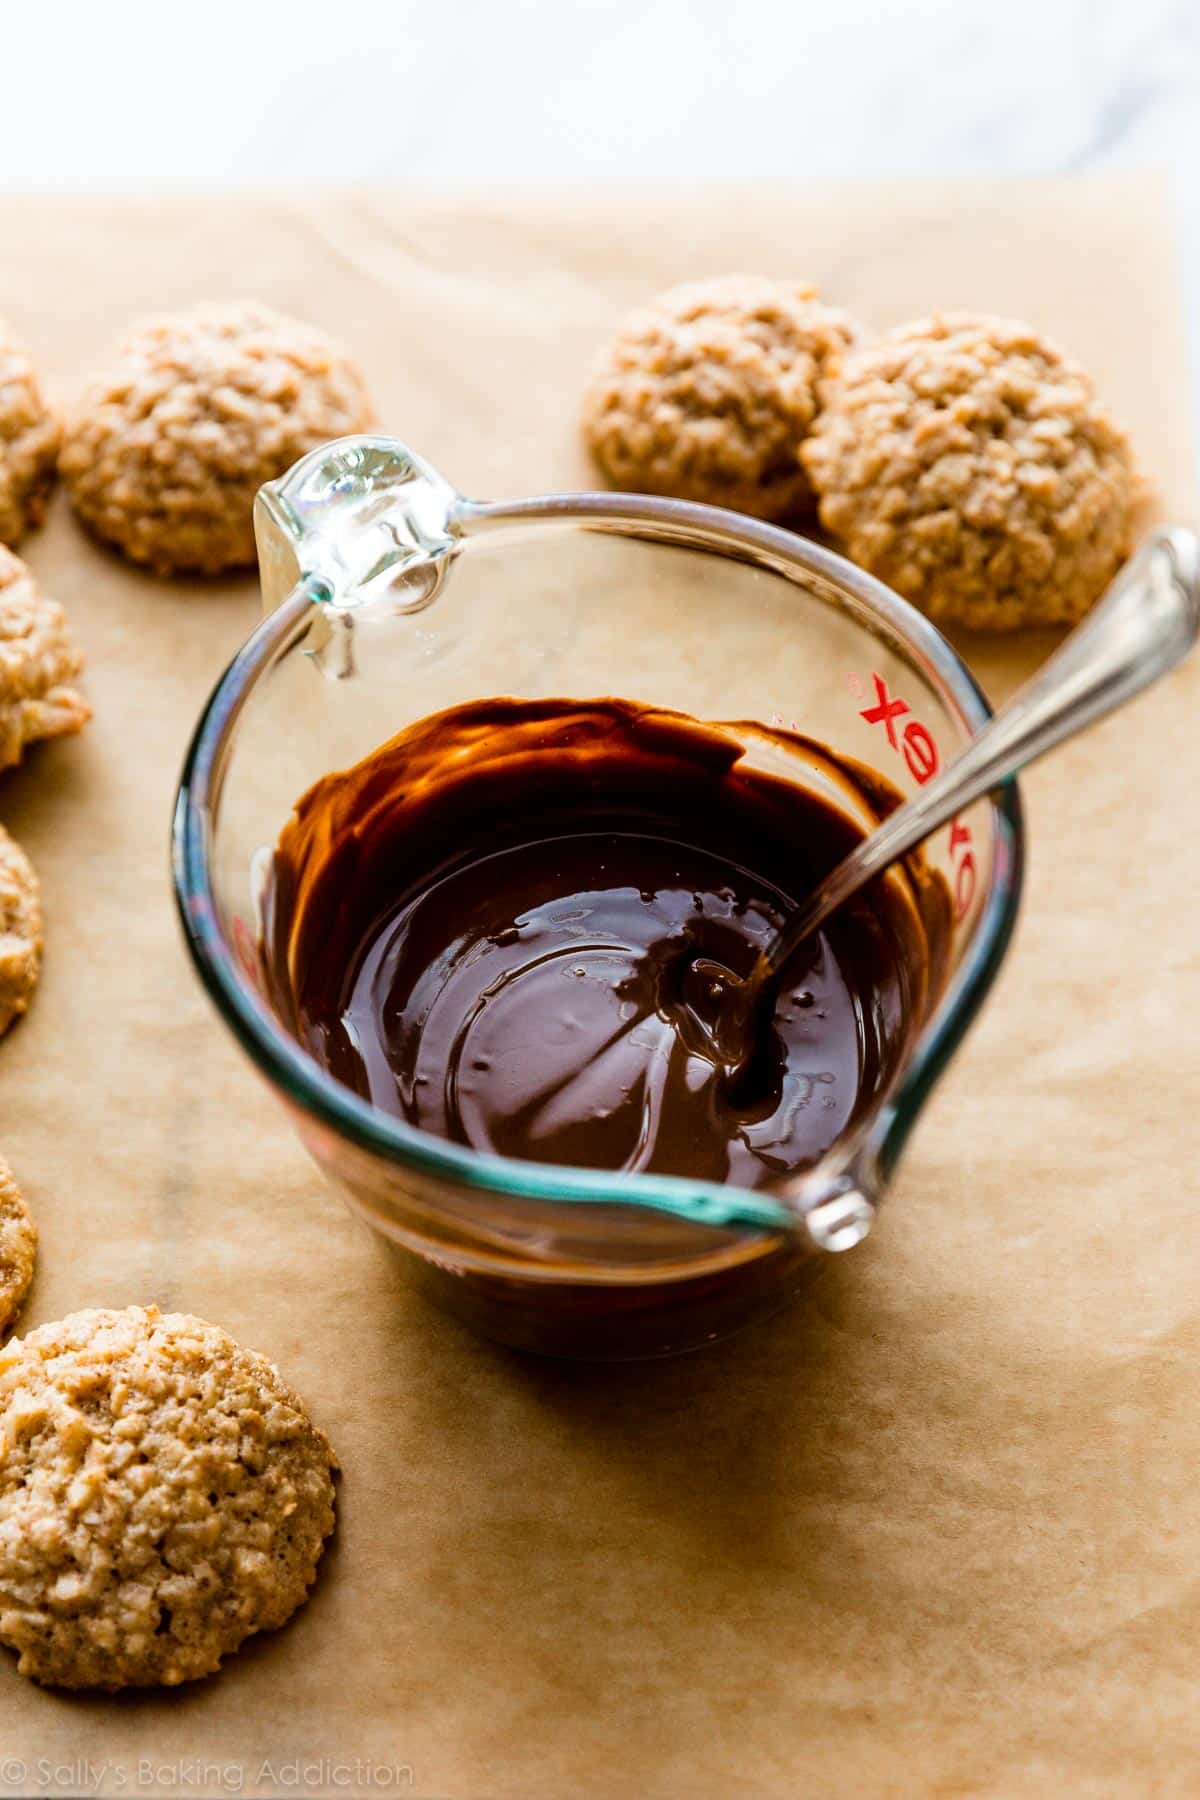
[{"left": 687, "top": 525, "right": 1200, "bottom": 1078}]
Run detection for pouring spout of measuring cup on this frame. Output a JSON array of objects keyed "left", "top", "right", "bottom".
[{"left": 690, "top": 525, "right": 1200, "bottom": 1082}]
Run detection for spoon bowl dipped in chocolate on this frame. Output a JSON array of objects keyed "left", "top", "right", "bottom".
[
  {"left": 262, "top": 696, "right": 909, "bottom": 1195},
  {"left": 174, "top": 433, "right": 1199, "bottom": 1356},
  {"left": 261, "top": 527, "right": 1197, "bottom": 1200}
]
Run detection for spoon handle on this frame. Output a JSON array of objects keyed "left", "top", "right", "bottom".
[{"left": 771, "top": 526, "right": 1200, "bottom": 956}]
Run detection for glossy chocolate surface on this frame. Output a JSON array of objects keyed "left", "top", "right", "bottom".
[{"left": 264, "top": 698, "right": 951, "bottom": 1190}]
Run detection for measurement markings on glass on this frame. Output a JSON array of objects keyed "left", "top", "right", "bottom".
[{"left": 848, "top": 670, "right": 976, "bottom": 919}]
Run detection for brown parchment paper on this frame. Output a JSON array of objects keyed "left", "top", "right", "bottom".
[{"left": 0, "top": 173, "right": 1196, "bottom": 1800}]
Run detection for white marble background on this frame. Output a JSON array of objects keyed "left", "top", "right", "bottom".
[{"left": 5, "top": 0, "right": 1198, "bottom": 419}]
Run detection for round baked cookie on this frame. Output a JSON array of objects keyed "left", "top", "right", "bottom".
[
  {"left": 0, "top": 323, "right": 60, "bottom": 548},
  {"left": 0, "top": 1305, "right": 338, "bottom": 1689},
  {"left": 0, "top": 825, "right": 41, "bottom": 1039},
  {"left": 0, "top": 545, "right": 90, "bottom": 773},
  {"left": 582, "top": 275, "right": 859, "bottom": 520},
  {"left": 60, "top": 302, "right": 374, "bottom": 576},
  {"left": 0, "top": 1157, "right": 36, "bottom": 1338},
  {"left": 801, "top": 312, "right": 1136, "bottom": 631}
]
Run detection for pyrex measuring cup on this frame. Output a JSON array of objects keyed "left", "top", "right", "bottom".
[{"left": 173, "top": 436, "right": 1024, "bottom": 1358}]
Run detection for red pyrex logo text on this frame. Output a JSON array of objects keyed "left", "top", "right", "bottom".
[{"left": 854, "top": 672, "right": 976, "bottom": 920}]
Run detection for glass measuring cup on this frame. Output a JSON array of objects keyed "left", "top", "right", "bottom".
[{"left": 173, "top": 436, "right": 1023, "bottom": 1358}]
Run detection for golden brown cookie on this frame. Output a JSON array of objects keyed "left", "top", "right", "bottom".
[
  {"left": 0, "top": 1157, "right": 36, "bottom": 1337},
  {"left": 0, "top": 1304, "right": 338, "bottom": 1689},
  {"left": 801, "top": 312, "right": 1136, "bottom": 631},
  {"left": 0, "top": 824, "right": 41, "bottom": 1038},
  {"left": 60, "top": 302, "right": 374, "bottom": 576},
  {"left": 0, "top": 323, "right": 60, "bottom": 548},
  {"left": 0, "top": 545, "right": 90, "bottom": 772},
  {"left": 582, "top": 275, "right": 858, "bottom": 520}
]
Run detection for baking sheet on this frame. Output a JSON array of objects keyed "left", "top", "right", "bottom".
[{"left": 0, "top": 174, "right": 1196, "bottom": 1799}]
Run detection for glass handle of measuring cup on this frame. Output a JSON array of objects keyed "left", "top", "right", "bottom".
[{"left": 253, "top": 435, "right": 462, "bottom": 616}]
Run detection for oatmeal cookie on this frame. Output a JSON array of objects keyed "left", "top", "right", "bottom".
[
  {"left": 0, "top": 546, "right": 89, "bottom": 773},
  {"left": 0, "top": 1158, "right": 36, "bottom": 1338},
  {"left": 801, "top": 312, "right": 1136, "bottom": 630},
  {"left": 582, "top": 275, "right": 858, "bottom": 520},
  {"left": 0, "top": 825, "right": 40, "bottom": 1039},
  {"left": 0, "top": 1304, "right": 338, "bottom": 1688},
  {"left": 0, "top": 324, "right": 60, "bottom": 548},
  {"left": 60, "top": 302, "right": 374, "bottom": 576}
]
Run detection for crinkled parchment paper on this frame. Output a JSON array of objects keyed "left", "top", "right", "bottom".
[{"left": 0, "top": 174, "right": 1196, "bottom": 1799}]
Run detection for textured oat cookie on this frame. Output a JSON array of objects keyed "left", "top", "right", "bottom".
[
  {"left": 60, "top": 302, "right": 374, "bottom": 576},
  {"left": 0, "top": 545, "right": 90, "bottom": 773},
  {"left": 0, "top": 1158, "right": 36, "bottom": 1338},
  {"left": 0, "top": 824, "right": 41, "bottom": 1039},
  {"left": 801, "top": 312, "right": 1136, "bottom": 630},
  {"left": 582, "top": 275, "right": 858, "bottom": 520},
  {"left": 0, "top": 1305, "right": 338, "bottom": 1689},
  {"left": 0, "top": 323, "right": 60, "bottom": 548}
]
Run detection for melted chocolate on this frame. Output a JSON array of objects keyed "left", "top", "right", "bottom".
[{"left": 263, "top": 698, "right": 952, "bottom": 1190}]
